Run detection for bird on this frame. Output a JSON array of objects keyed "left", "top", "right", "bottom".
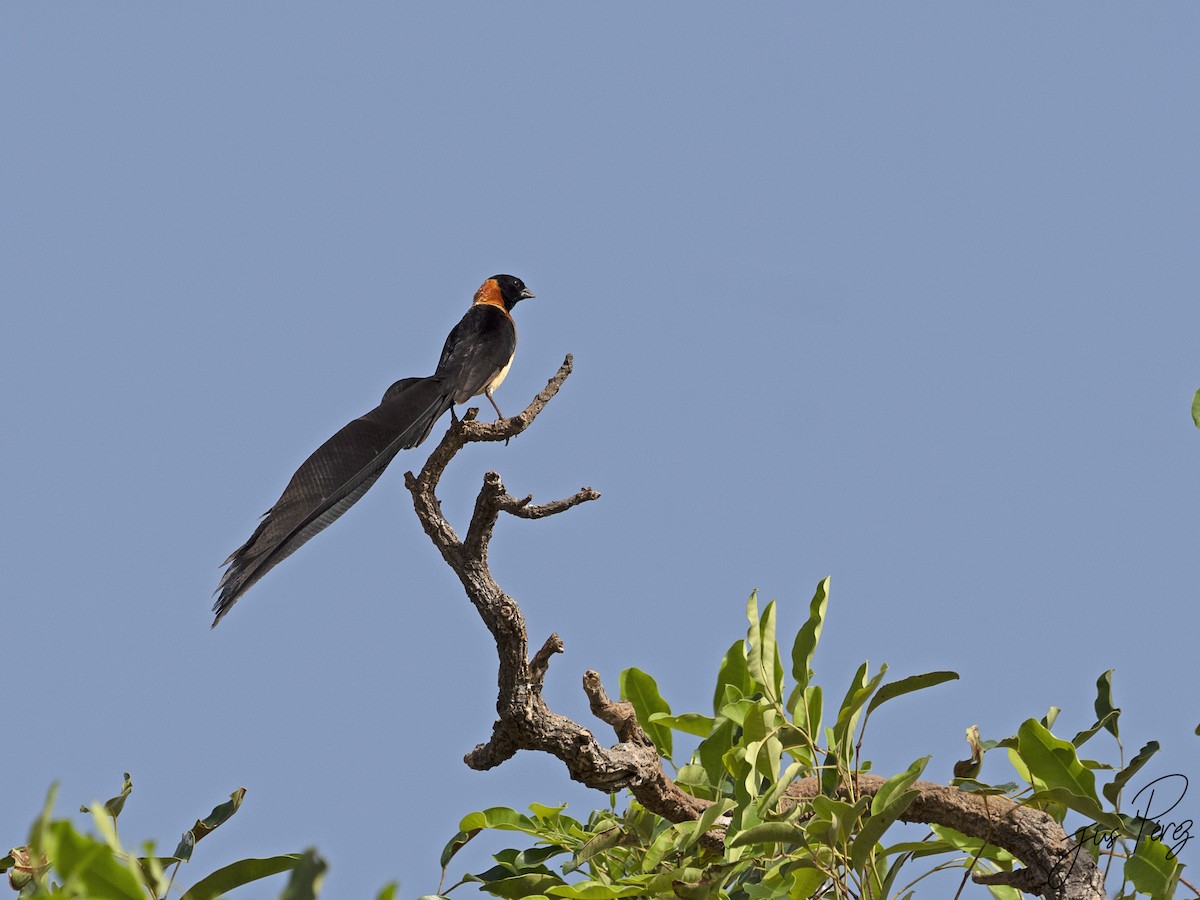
[{"left": 211, "top": 274, "right": 536, "bottom": 627}]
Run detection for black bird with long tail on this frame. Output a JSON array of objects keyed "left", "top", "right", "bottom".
[{"left": 212, "top": 274, "right": 535, "bottom": 627}]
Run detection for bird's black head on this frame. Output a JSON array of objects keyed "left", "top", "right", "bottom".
[{"left": 490, "top": 274, "right": 536, "bottom": 311}]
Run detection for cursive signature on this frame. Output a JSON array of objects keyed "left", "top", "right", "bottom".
[{"left": 1049, "top": 774, "right": 1192, "bottom": 888}]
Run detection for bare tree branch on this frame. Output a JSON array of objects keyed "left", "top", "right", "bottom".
[
  {"left": 403, "top": 353, "right": 1104, "bottom": 900},
  {"left": 784, "top": 777, "right": 1104, "bottom": 900},
  {"left": 402, "top": 356, "right": 676, "bottom": 804}
]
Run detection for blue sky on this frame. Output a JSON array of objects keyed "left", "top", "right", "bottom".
[{"left": 3, "top": 5, "right": 1198, "bottom": 897}]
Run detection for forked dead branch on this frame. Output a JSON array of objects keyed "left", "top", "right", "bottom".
[{"left": 402, "top": 355, "right": 1103, "bottom": 900}]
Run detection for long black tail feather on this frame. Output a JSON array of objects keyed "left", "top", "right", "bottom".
[{"left": 212, "top": 375, "right": 453, "bottom": 626}]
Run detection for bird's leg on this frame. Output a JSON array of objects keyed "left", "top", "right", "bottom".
[
  {"left": 484, "top": 388, "right": 505, "bottom": 421},
  {"left": 484, "top": 389, "right": 511, "bottom": 445}
]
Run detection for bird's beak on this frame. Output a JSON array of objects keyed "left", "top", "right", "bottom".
[{"left": 520, "top": 288, "right": 536, "bottom": 300}]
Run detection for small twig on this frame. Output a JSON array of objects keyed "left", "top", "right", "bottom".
[
  {"left": 583, "top": 670, "right": 655, "bottom": 749},
  {"left": 504, "top": 489, "right": 601, "bottom": 519},
  {"left": 529, "top": 634, "right": 564, "bottom": 689}
]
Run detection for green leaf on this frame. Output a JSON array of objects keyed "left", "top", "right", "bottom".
[
  {"left": 545, "top": 882, "right": 647, "bottom": 899},
  {"left": 278, "top": 848, "right": 328, "bottom": 900},
  {"left": 644, "top": 868, "right": 704, "bottom": 895},
  {"left": 1094, "top": 670, "right": 1120, "bottom": 739},
  {"left": 470, "top": 872, "right": 565, "bottom": 899},
  {"left": 563, "top": 827, "right": 622, "bottom": 875},
  {"left": 982, "top": 882, "right": 1022, "bottom": 900},
  {"left": 713, "top": 640, "right": 750, "bottom": 715},
  {"left": 832, "top": 662, "right": 887, "bottom": 753},
  {"left": 806, "top": 795, "right": 869, "bottom": 847},
  {"left": 504, "top": 845, "right": 569, "bottom": 873},
  {"left": 929, "top": 825, "right": 1015, "bottom": 864},
  {"left": 472, "top": 855, "right": 552, "bottom": 883},
  {"left": 741, "top": 698, "right": 779, "bottom": 742},
  {"left": 864, "top": 672, "right": 958, "bottom": 718},
  {"left": 42, "top": 820, "right": 146, "bottom": 900},
  {"left": 790, "top": 578, "right": 829, "bottom": 695},
  {"left": 719, "top": 698, "right": 758, "bottom": 727},
  {"left": 196, "top": 787, "right": 246, "bottom": 837},
  {"left": 1071, "top": 710, "right": 1120, "bottom": 749},
  {"left": 871, "top": 756, "right": 929, "bottom": 817},
  {"left": 459, "top": 807, "right": 537, "bottom": 834},
  {"left": 1015, "top": 719, "right": 1100, "bottom": 805},
  {"left": 745, "top": 597, "right": 784, "bottom": 701},
  {"left": 850, "top": 789, "right": 919, "bottom": 871},
  {"left": 376, "top": 882, "right": 399, "bottom": 900},
  {"left": 844, "top": 758, "right": 929, "bottom": 870},
  {"left": 1103, "top": 740, "right": 1160, "bottom": 805},
  {"left": 880, "top": 838, "right": 959, "bottom": 858},
  {"left": 1126, "top": 830, "right": 1183, "bottom": 900},
  {"left": 528, "top": 802, "right": 568, "bottom": 821},
  {"left": 172, "top": 830, "right": 197, "bottom": 862},
  {"left": 831, "top": 662, "right": 867, "bottom": 747},
  {"left": 619, "top": 667, "right": 673, "bottom": 760},
  {"left": 440, "top": 829, "right": 480, "bottom": 869},
  {"left": 698, "top": 718, "right": 736, "bottom": 785},
  {"left": 758, "top": 734, "right": 785, "bottom": 786},
  {"left": 647, "top": 712, "right": 715, "bottom": 737},
  {"left": 728, "top": 822, "right": 808, "bottom": 848},
  {"left": 819, "top": 748, "right": 840, "bottom": 796},
  {"left": 80, "top": 772, "right": 133, "bottom": 821},
  {"left": 87, "top": 802, "right": 126, "bottom": 853},
  {"left": 179, "top": 854, "right": 303, "bottom": 900},
  {"left": 746, "top": 591, "right": 761, "bottom": 641},
  {"left": 1025, "top": 788, "right": 1122, "bottom": 831},
  {"left": 1192, "top": 388, "right": 1200, "bottom": 429},
  {"left": 107, "top": 772, "right": 133, "bottom": 819},
  {"left": 784, "top": 686, "right": 822, "bottom": 763},
  {"left": 951, "top": 778, "right": 1019, "bottom": 796},
  {"left": 640, "top": 822, "right": 687, "bottom": 873},
  {"left": 739, "top": 703, "right": 784, "bottom": 792},
  {"left": 174, "top": 787, "right": 247, "bottom": 860},
  {"left": 681, "top": 799, "right": 736, "bottom": 851},
  {"left": 787, "top": 866, "right": 827, "bottom": 899},
  {"left": 674, "top": 763, "right": 712, "bottom": 793},
  {"left": 758, "top": 761, "right": 806, "bottom": 814},
  {"left": 741, "top": 740, "right": 766, "bottom": 800}
]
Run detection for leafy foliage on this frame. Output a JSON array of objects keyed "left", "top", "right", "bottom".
[
  {"left": 0, "top": 776, "right": 394, "bottom": 899},
  {"left": 4, "top": 584, "right": 1189, "bottom": 898},
  {"left": 429, "top": 582, "right": 1188, "bottom": 899}
]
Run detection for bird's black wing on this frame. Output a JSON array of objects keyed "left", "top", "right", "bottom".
[
  {"left": 212, "top": 375, "right": 452, "bottom": 626},
  {"left": 435, "top": 305, "right": 517, "bottom": 404}
]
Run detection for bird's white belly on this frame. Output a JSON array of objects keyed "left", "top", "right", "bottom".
[{"left": 485, "top": 356, "right": 513, "bottom": 394}]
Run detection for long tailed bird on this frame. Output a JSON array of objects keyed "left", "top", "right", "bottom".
[{"left": 212, "top": 274, "right": 536, "bottom": 627}]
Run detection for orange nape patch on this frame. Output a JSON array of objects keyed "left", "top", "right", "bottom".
[{"left": 472, "top": 278, "right": 506, "bottom": 310}]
